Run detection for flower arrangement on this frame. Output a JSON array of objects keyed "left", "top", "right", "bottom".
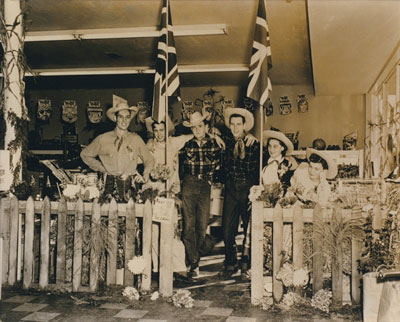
[
  {"left": 311, "top": 289, "right": 332, "bottom": 313},
  {"left": 150, "top": 164, "right": 171, "bottom": 182},
  {"left": 125, "top": 255, "right": 147, "bottom": 298},
  {"left": 122, "top": 286, "right": 140, "bottom": 301},
  {"left": 359, "top": 183, "right": 400, "bottom": 273},
  {"left": 127, "top": 255, "right": 146, "bottom": 275},
  {"left": 171, "top": 289, "right": 194, "bottom": 308},
  {"left": 248, "top": 183, "right": 283, "bottom": 208},
  {"left": 275, "top": 262, "right": 310, "bottom": 306}
]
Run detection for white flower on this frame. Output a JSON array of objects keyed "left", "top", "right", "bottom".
[
  {"left": 122, "top": 286, "right": 140, "bottom": 301},
  {"left": 171, "top": 289, "right": 194, "bottom": 308},
  {"left": 293, "top": 268, "right": 309, "bottom": 287},
  {"left": 249, "top": 185, "right": 264, "bottom": 203},
  {"left": 80, "top": 186, "right": 100, "bottom": 200},
  {"left": 264, "top": 281, "right": 273, "bottom": 296},
  {"left": 151, "top": 291, "right": 159, "bottom": 300},
  {"left": 276, "top": 262, "right": 294, "bottom": 287},
  {"left": 127, "top": 256, "right": 146, "bottom": 275},
  {"left": 63, "top": 184, "right": 81, "bottom": 198}
]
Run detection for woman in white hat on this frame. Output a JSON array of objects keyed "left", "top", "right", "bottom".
[
  {"left": 261, "top": 130, "right": 297, "bottom": 192},
  {"left": 289, "top": 148, "right": 338, "bottom": 207}
]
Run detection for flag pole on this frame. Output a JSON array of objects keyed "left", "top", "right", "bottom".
[
  {"left": 165, "top": 0, "right": 169, "bottom": 195},
  {"left": 259, "top": 103, "right": 264, "bottom": 184}
]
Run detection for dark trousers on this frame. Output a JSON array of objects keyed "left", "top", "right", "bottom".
[
  {"left": 222, "top": 178, "right": 252, "bottom": 270},
  {"left": 181, "top": 175, "right": 211, "bottom": 267}
]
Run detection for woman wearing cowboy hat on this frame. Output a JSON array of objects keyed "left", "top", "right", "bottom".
[
  {"left": 289, "top": 148, "right": 338, "bottom": 207},
  {"left": 261, "top": 130, "right": 297, "bottom": 192},
  {"left": 81, "top": 102, "right": 155, "bottom": 202}
]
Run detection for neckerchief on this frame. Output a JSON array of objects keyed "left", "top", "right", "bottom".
[
  {"left": 114, "top": 133, "right": 125, "bottom": 151},
  {"left": 233, "top": 138, "right": 245, "bottom": 160}
]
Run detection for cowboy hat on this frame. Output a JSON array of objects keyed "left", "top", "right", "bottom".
[
  {"left": 145, "top": 115, "right": 175, "bottom": 135},
  {"left": 263, "top": 130, "right": 294, "bottom": 155},
  {"left": 224, "top": 108, "right": 254, "bottom": 132},
  {"left": 306, "top": 148, "right": 338, "bottom": 179},
  {"left": 183, "top": 111, "right": 208, "bottom": 127},
  {"left": 106, "top": 102, "right": 138, "bottom": 122}
]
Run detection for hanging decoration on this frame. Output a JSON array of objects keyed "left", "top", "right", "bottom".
[
  {"left": 87, "top": 101, "right": 102, "bottom": 124},
  {"left": 297, "top": 94, "right": 309, "bottom": 113},
  {"left": 265, "top": 97, "right": 273, "bottom": 117},
  {"left": 62, "top": 100, "right": 78, "bottom": 123},
  {"left": 343, "top": 131, "right": 358, "bottom": 150},
  {"left": 182, "top": 101, "right": 194, "bottom": 121},
  {"left": 279, "top": 96, "right": 292, "bottom": 115},
  {"left": 37, "top": 98, "right": 52, "bottom": 121},
  {"left": 222, "top": 99, "right": 233, "bottom": 110}
]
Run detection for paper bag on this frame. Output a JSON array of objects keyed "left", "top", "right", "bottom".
[
  {"left": 377, "top": 281, "right": 400, "bottom": 322},
  {"left": 363, "top": 272, "right": 384, "bottom": 322}
]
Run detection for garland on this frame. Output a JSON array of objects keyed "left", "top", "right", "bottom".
[
  {"left": 364, "top": 96, "right": 400, "bottom": 178},
  {"left": 0, "top": 5, "right": 33, "bottom": 189}
]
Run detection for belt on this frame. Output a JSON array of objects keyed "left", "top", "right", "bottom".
[{"left": 185, "top": 174, "right": 212, "bottom": 183}]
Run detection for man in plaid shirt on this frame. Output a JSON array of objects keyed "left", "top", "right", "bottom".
[
  {"left": 220, "top": 107, "right": 260, "bottom": 279},
  {"left": 180, "top": 111, "right": 223, "bottom": 278}
]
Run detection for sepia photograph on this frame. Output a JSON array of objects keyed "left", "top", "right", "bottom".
[{"left": 0, "top": 0, "right": 399, "bottom": 321}]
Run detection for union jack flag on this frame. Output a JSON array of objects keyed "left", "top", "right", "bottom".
[
  {"left": 152, "top": 0, "right": 181, "bottom": 122},
  {"left": 246, "top": 0, "right": 272, "bottom": 107}
]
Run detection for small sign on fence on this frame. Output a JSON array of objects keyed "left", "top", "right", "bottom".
[{"left": 152, "top": 197, "right": 175, "bottom": 224}]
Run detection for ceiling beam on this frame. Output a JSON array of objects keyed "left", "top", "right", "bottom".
[
  {"left": 25, "top": 24, "right": 227, "bottom": 42},
  {"left": 18, "top": 64, "right": 248, "bottom": 76}
]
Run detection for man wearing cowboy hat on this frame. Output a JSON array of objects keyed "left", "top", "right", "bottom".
[
  {"left": 179, "top": 111, "right": 223, "bottom": 278},
  {"left": 219, "top": 107, "right": 260, "bottom": 279},
  {"left": 81, "top": 102, "right": 155, "bottom": 201}
]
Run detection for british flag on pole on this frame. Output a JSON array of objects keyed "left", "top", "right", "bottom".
[
  {"left": 152, "top": 0, "right": 181, "bottom": 122},
  {"left": 246, "top": 0, "right": 272, "bottom": 107}
]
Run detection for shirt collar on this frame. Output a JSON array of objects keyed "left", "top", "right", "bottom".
[
  {"left": 195, "top": 134, "right": 209, "bottom": 146},
  {"left": 268, "top": 156, "right": 284, "bottom": 164}
]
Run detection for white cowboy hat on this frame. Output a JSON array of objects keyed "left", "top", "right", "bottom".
[
  {"left": 183, "top": 111, "right": 208, "bottom": 127},
  {"left": 306, "top": 148, "right": 338, "bottom": 179},
  {"left": 263, "top": 130, "right": 294, "bottom": 155},
  {"left": 145, "top": 115, "right": 175, "bottom": 135},
  {"left": 106, "top": 102, "right": 138, "bottom": 122},
  {"left": 224, "top": 107, "right": 254, "bottom": 132}
]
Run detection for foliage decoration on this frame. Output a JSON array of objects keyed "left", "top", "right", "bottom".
[{"left": 1, "top": 5, "right": 35, "bottom": 187}]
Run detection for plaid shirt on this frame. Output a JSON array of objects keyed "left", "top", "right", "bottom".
[
  {"left": 180, "top": 134, "right": 222, "bottom": 179},
  {"left": 223, "top": 134, "right": 260, "bottom": 185}
]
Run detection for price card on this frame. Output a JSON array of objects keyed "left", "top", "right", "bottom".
[{"left": 152, "top": 197, "right": 175, "bottom": 224}]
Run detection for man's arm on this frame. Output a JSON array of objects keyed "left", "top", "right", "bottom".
[
  {"left": 173, "top": 134, "right": 194, "bottom": 152},
  {"left": 80, "top": 136, "right": 107, "bottom": 173},
  {"left": 136, "top": 136, "right": 155, "bottom": 182}
]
